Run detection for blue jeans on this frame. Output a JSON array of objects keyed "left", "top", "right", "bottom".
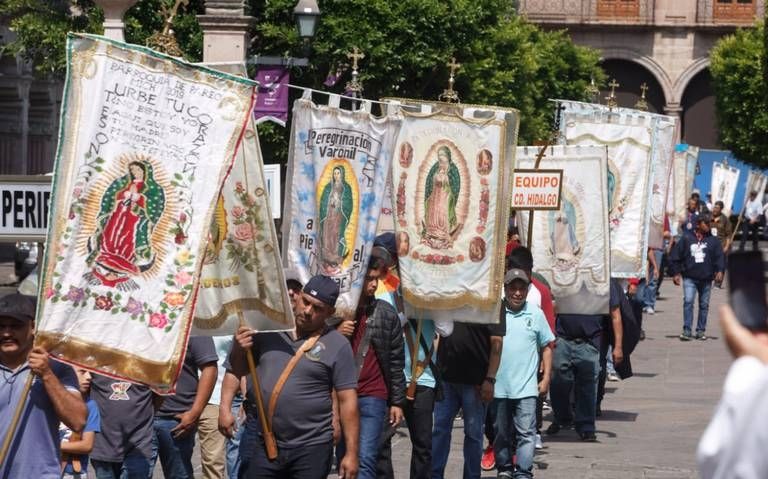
[
  {"left": 150, "top": 416, "right": 196, "bottom": 479},
  {"left": 550, "top": 338, "right": 600, "bottom": 434},
  {"left": 683, "top": 277, "right": 712, "bottom": 334},
  {"left": 336, "top": 395, "right": 387, "bottom": 479},
  {"left": 492, "top": 397, "right": 537, "bottom": 478},
  {"left": 91, "top": 453, "right": 151, "bottom": 479},
  {"left": 432, "top": 382, "right": 487, "bottom": 479},
  {"left": 227, "top": 394, "right": 245, "bottom": 479},
  {"left": 642, "top": 249, "right": 664, "bottom": 309}
]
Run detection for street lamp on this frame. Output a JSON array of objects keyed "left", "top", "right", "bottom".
[{"left": 293, "top": 0, "right": 321, "bottom": 41}]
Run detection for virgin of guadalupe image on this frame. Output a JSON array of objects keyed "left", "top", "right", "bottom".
[
  {"left": 421, "top": 146, "right": 461, "bottom": 249},
  {"left": 86, "top": 160, "right": 165, "bottom": 289},
  {"left": 607, "top": 169, "right": 616, "bottom": 210},
  {"left": 318, "top": 166, "right": 354, "bottom": 272},
  {"left": 548, "top": 197, "right": 581, "bottom": 265}
]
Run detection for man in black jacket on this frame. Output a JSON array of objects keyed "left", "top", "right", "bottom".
[
  {"left": 669, "top": 214, "right": 725, "bottom": 341},
  {"left": 337, "top": 249, "right": 406, "bottom": 479}
]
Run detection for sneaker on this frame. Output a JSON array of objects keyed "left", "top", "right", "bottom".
[
  {"left": 481, "top": 445, "right": 495, "bottom": 471},
  {"left": 535, "top": 433, "right": 544, "bottom": 449},
  {"left": 645, "top": 307, "right": 655, "bottom": 315},
  {"left": 542, "top": 399, "right": 551, "bottom": 411},
  {"left": 607, "top": 372, "right": 620, "bottom": 382},
  {"left": 497, "top": 472, "right": 514, "bottom": 479},
  {"left": 546, "top": 422, "right": 571, "bottom": 435},
  {"left": 695, "top": 331, "right": 708, "bottom": 341},
  {"left": 679, "top": 332, "right": 693, "bottom": 341},
  {"left": 639, "top": 329, "right": 646, "bottom": 341},
  {"left": 579, "top": 430, "right": 598, "bottom": 442}
]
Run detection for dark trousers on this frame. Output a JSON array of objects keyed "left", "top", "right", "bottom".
[
  {"left": 378, "top": 385, "right": 435, "bottom": 479},
  {"left": 238, "top": 439, "right": 332, "bottom": 479},
  {"left": 740, "top": 221, "right": 760, "bottom": 250},
  {"left": 597, "top": 334, "right": 610, "bottom": 407}
]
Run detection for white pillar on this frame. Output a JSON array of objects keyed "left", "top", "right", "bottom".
[
  {"left": 664, "top": 104, "right": 683, "bottom": 143},
  {"left": 93, "top": 0, "right": 138, "bottom": 42}
]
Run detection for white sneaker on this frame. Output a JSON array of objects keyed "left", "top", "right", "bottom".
[
  {"left": 645, "top": 307, "right": 655, "bottom": 315},
  {"left": 608, "top": 373, "right": 620, "bottom": 382},
  {"left": 535, "top": 433, "right": 544, "bottom": 449}
]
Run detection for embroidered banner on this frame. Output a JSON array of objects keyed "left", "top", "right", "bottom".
[
  {"left": 740, "top": 169, "right": 768, "bottom": 214},
  {"left": 192, "top": 63, "right": 292, "bottom": 336},
  {"left": 282, "top": 97, "right": 401, "bottom": 320},
  {"left": 559, "top": 101, "right": 656, "bottom": 278},
  {"left": 385, "top": 99, "right": 518, "bottom": 323},
  {"left": 668, "top": 144, "right": 700, "bottom": 230},
  {"left": 711, "top": 162, "right": 740, "bottom": 215},
  {"left": 35, "top": 35, "right": 255, "bottom": 392},
  {"left": 516, "top": 145, "right": 610, "bottom": 315},
  {"left": 646, "top": 118, "right": 678, "bottom": 250}
]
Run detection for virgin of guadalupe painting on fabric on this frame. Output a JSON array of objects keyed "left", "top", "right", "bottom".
[
  {"left": 35, "top": 35, "right": 256, "bottom": 391},
  {"left": 386, "top": 100, "right": 518, "bottom": 323},
  {"left": 317, "top": 162, "right": 358, "bottom": 274}
]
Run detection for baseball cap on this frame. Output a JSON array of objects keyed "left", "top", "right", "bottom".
[
  {"left": 0, "top": 293, "right": 36, "bottom": 322},
  {"left": 504, "top": 268, "right": 530, "bottom": 286},
  {"left": 303, "top": 275, "right": 340, "bottom": 307},
  {"left": 373, "top": 232, "right": 397, "bottom": 260}
]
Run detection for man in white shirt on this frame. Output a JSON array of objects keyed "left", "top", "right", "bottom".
[{"left": 740, "top": 190, "right": 763, "bottom": 251}]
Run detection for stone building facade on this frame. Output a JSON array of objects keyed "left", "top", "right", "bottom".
[{"left": 518, "top": 0, "right": 765, "bottom": 148}]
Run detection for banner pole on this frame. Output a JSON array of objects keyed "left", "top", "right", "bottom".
[
  {"left": 0, "top": 374, "right": 33, "bottom": 468},
  {"left": 526, "top": 142, "right": 551, "bottom": 247},
  {"left": 237, "top": 312, "right": 278, "bottom": 460}
]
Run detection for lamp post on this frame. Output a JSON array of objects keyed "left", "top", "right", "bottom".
[{"left": 252, "top": 0, "right": 321, "bottom": 66}]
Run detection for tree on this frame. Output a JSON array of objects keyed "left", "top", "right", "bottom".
[{"left": 710, "top": 21, "right": 767, "bottom": 167}]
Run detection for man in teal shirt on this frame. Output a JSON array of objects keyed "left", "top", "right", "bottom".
[{"left": 492, "top": 269, "right": 554, "bottom": 479}]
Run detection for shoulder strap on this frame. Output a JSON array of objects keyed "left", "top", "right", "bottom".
[{"left": 267, "top": 334, "right": 321, "bottom": 432}]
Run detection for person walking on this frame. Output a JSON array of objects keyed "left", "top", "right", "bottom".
[
  {"left": 740, "top": 190, "right": 763, "bottom": 251},
  {"left": 670, "top": 214, "right": 725, "bottom": 341},
  {"left": 710, "top": 201, "right": 733, "bottom": 254}
]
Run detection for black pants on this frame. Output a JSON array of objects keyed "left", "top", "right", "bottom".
[
  {"left": 378, "top": 385, "right": 435, "bottom": 479},
  {"left": 238, "top": 439, "right": 332, "bottom": 479},
  {"left": 740, "top": 221, "right": 760, "bottom": 250},
  {"left": 597, "top": 334, "right": 610, "bottom": 407}
]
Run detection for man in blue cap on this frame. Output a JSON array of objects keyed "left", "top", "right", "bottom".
[
  {"left": 228, "top": 275, "right": 360, "bottom": 479},
  {"left": 0, "top": 293, "right": 86, "bottom": 478}
]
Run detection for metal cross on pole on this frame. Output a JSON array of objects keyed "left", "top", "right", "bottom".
[
  {"left": 439, "top": 56, "right": 461, "bottom": 103},
  {"left": 606, "top": 78, "right": 620, "bottom": 109},
  {"left": 345, "top": 46, "right": 365, "bottom": 101},
  {"left": 634, "top": 82, "right": 649, "bottom": 111}
]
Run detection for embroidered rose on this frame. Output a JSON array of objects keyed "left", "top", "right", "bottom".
[
  {"left": 231, "top": 206, "right": 245, "bottom": 219},
  {"left": 174, "top": 271, "right": 192, "bottom": 287},
  {"left": 176, "top": 249, "right": 191, "bottom": 264},
  {"left": 246, "top": 194, "right": 256, "bottom": 206},
  {"left": 149, "top": 312, "right": 168, "bottom": 329},
  {"left": 72, "top": 186, "right": 84, "bottom": 199},
  {"left": 456, "top": 255, "right": 465, "bottom": 262},
  {"left": 233, "top": 223, "right": 254, "bottom": 242},
  {"left": 126, "top": 297, "right": 143, "bottom": 316},
  {"left": 163, "top": 292, "right": 186, "bottom": 308},
  {"left": 66, "top": 286, "right": 85, "bottom": 303},
  {"left": 45, "top": 288, "right": 55, "bottom": 299},
  {"left": 179, "top": 212, "right": 187, "bottom": 223},
  {"left": 95, "top": 295, "right": 114, "bottom": 310},
  {"left": 174, "top": 231, "right": 186, "bottom": 245},
  {"left": 235, "top": 182, "right": 244, "bottom": 193}
]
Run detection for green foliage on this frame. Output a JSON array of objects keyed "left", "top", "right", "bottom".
[
  {"left": 0, "top": 0, "right": 202, "bottom": 78},
  {"left": 710, "top": 21, "right": 768, "bottom": 167},
  {"left": 249, "top": 0, "right": 604, "bottom": 160}
]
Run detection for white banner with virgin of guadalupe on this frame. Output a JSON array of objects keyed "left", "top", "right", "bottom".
[
  {"left": 516, "top": 145, "right": 610, "bottom": 315},
  {"left": 384, "top": 99, "right": 519, "bottom": 324},
  {"left": 744, "top": 170, "right": 768, "bottom": 212},
  {"left": 559, "top": 100, "right": 656, "bottom": 278},
  {"left": 191, "top": 62, "right": 293, "bottom": 336},
  {"left": 711, "top": 162, "right": 740, "bottom": 215},
  {"left": 282, "top": 96, "right": 401, "bottom": 320},
  {"left": 646, "top": 118, "right": 678, "bottom": 250},
  {"left": 35, "top": 35, "right": 255, "bottom": 392},
  {"left": 667, "top": 144, "right": 700, "bottom": 226}
]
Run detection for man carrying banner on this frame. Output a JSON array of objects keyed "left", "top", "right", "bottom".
[
  {"left": 0, "top": 293, "right": 86, "bottom": 478},
  {"left": 710, "top": 201, "right": 733, "bottom": 254},
  {"left": 335, "top": 248, "right": 406, "bottom": 479},
  {"left": 740, "top": 191, "right": 763, "bottom": 251},
  {"left": 228, "top": 275, "right": 359, "bottom": 479}
]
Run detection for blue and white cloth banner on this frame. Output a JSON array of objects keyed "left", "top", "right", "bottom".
[{"left": 282, "top": 96, "right": 401, "bottom": 319}]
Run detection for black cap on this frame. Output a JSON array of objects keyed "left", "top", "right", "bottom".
[
  {"left": 374, "top": 232, "right": 397, "bottom": 260},
  {"left": 303, "top": 275, "right": 340, "bottom": 307},
  {"left": 0, "top": 293, "right": 36, "bottom": 322}
]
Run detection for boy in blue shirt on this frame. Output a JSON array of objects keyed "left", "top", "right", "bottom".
[
  {"left": 493, "top": 269, "right": 554, "bottom": 479},
  {"left": 60, "top": 368, "right": 101, "bottom": 478}
]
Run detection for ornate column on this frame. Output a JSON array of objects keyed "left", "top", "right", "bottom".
[
  {"left": 93, "top": 0, "right": 138, "bottom": 42},
  {"left": 198, "top": 0, "right": 255, "bottom": 63},
  {"left": 664, "top": 104, "right": 684, "bottom": 143}
]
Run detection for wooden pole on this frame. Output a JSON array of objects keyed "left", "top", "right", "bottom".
[
  {"left": 237, "top": 311, "right": 278, "bottom": 460},
  {"left": 0, "top": 374, "right": 34, "bottom": 469},
  {"left": 526, "top": 142, "right": 551, "bottom": 247}
]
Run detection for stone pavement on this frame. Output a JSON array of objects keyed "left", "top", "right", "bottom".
[{"left": 391, "top": 280, "right": 732, "bottom": 479}]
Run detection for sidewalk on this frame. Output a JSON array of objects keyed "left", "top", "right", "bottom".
[{"left": 399, "top": 281, "right": 731, "bottom": 479}]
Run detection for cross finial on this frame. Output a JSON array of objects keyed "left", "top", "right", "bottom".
[
  {"left": 447, "top": 57, "right": 461, "bottom": 77},
  {"left": 605, "top": 78, "right": 619, "bottom": 109},
  {"left": 634, "top": 82, "right": 649, "bottom": 111},
  {"left": 439, "top": 56, "right": 461, "bottom": 103},
  {"left": 347, "top": 47, "right": 365, "bottom": 72}
]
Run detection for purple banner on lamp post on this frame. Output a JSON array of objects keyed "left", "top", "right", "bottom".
[{"left": 254, "top": 67, "right": 290, "bottom": 126}]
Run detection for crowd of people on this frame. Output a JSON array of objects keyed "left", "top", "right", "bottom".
[{"left": 0, "top": 189, "right": 757, "bottom": 479}]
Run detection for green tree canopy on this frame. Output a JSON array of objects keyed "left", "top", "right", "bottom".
[
  {"left": 710, "top": 21, "right": 767, "bottom": 167},
  {"left": 1, "top": 0, "right": 604, "bottom": 153}
]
